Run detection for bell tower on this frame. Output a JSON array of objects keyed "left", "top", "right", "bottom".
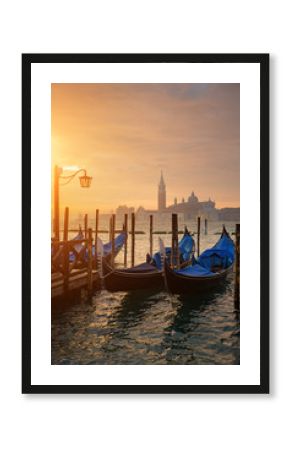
[{"left": 158, "top": 171, "right": 166, "bottom": 211}]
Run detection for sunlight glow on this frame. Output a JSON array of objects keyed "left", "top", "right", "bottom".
[{"left": 62, "top": 165, "right": 80, "bottom": 172}]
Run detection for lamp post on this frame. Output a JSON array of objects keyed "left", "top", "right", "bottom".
[{"left": 53, "top": 165, "right": 92, "bottom": 240}]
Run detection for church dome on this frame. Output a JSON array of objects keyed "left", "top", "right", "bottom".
[{"left": 188, "top": 191, "right": 198, "bottom": 203}]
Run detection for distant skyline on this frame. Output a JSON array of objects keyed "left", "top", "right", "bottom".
[{"left": 52, "top": 83, "right": 240, "bottom": 214}]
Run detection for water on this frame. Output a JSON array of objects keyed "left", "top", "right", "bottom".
[{"left": 51, "top": 219, "right": 240, "bottom": 365}]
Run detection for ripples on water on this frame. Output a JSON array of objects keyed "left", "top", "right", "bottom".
[
  {"left": 51, "top": 220, "right": 240, "bottom": 365},
  {"left": 52, "top": 278, "right": 239, "bottom": 365}
]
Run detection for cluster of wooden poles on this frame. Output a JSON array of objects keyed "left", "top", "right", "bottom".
[
  {"left": 56, "top": 207, "right": 240, "bottom": 304},
  {"left": 60, "top": 210, "right": 211, "bottom": 269}
]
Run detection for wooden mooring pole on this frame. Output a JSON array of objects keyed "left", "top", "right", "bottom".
[
  {"left": 54, "top": 165, "right": 60, "bottom": 241},
  {"left": 63, "top": 241, "right": 69, "bottom": 296},
  {"left": 205, "top": 218, "right": 208, "bottom": 235},
  {"left": 124, "top": 213, "right": 128, "bottom": 267},
  {"left": 84, "top": 214, "right": 88, "bottom": 239},
  {"left": 109, "top": 216, "right": 112, "bottom": 243},
  {"left": 197, "top": 216, "right": 201, "bottom": 257},
  {"left": 95, "top": 209, "right": 99, "bottom": 269},
  {"left": 63, "top": 207, "right": 69, "bottom": 296},
  {"left": 131, "top": 212, "right": 135, "bottom": 267},
  {"left": 150, "top": 214, "right": 153, "bottom": 256},
  {"left": 171, "top": 213, "right": 179, "bottom": 268},
  {"left": 235, "top": 223, "right": 240, "bottom": 307},
  {"left": 87, "top": 228, "right": 93, "bottom": 294},
  {"left": 63, "top": 207, "right": 69, "bottom": 241},
  {"left": 111, "top": 214, "right": 116, "bottom": 268}
]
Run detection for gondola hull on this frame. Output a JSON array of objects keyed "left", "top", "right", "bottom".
[
  {"left": 164, "top": 259, "right": 233, "bottom": 294},
  {"left": 164, "top": 226, "right": 235, "bottom": 295},
  {"left": 102, "top": 256, "right": 164, "bottom": 292},
  {"left": 101, "top": 229, "right": 194, "bottom": 292}
]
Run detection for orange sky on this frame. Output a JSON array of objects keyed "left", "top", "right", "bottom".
[{"left": 51, "top": 83, "right": 240, "bottom": 214}]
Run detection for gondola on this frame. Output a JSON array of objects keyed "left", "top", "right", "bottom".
[
  {"left": 51, "top": 228, "right": 83, "bottom": 256},
  {"left": 69, "top": 229, "right": 85, "bottom": 260},
  {"left": 100, "top": 231, "right": 127, "bottom": 258},
  {"left": 51, "top": 229, "right": 85, "bottom": 271},
  {"left": 74, "top": 230, "right": 127, "bottom": 261},
  {"left": 52, "top": 229, "right": 127, "bottom": 268},
  {"left": 164, "top": 226, "right": 235, "bottom": 294},
  {"left": 102, "top": 228, "right": 194, "bottom": 292}
]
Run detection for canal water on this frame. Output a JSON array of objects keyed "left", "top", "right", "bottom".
[{"left": 51, "top": 218, "right": 240, "bottom": 365}]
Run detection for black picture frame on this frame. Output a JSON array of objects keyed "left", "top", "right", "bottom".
[{"left": 22, "top": 53, "right": 269, "bottom": 394}]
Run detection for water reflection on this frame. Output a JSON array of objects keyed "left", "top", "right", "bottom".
[
  {"left": 52, "top": 273, "right": 239, "bottom": 365},
  {"left": 52, "top": 280, "right": 239, "bottom": 365},
  {"left": 107, "top": 289, "right": 158, "bottom": 329}
]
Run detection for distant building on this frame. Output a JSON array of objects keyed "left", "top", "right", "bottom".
[
  {"left": 117, "top": 172, "right": 239, "bottom": 221},
  {"left": 166, "top": 191, "right": 218, "bottom": 221},
  {"left": 158, "top": 171, "right": 166, "bottom": 211},
  {"left": 135, "top": 205, "right": 156, "bottom": 219},
  {"left": 218, "top": 208, "right": 240, "bottom": 222},
  {"left": 116, "top": 205, "right": 135, "bottom": 216}
]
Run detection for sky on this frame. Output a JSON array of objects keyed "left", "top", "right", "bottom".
[{"left": 51, "top": 83, "right": 240, "bottom": 214}]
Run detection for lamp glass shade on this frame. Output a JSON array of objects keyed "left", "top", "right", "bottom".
[{"left": 79, "top": 175, "right": 92, "bottom": 188}]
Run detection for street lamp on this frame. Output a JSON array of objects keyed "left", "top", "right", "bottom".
[
  {"left": 79, "top": 173, "right": 92, "bottom": 188},
  {"left": 53, "top": 165, "right": 92, "bottom": 240}
]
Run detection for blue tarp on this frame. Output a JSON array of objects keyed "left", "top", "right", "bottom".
[
  {"left": 174, "top": 231, "right": 234, "bottom": 278},
  {"left": 67, "top": 231, "right": 127, "bottom": 262},
  {"left": 198, "top": 233, "right": 234, "bottom": 271},
  {"left": 153, "top": 232, "right": 195, "bottom": 270},
  {"left": 119, "top": 262, "right": 158, "bottom": 273},
  {"left": 102, "top": 232, "right": 127, "bottom": 256},
  {"left": 176, "top": 264, "right": 213, "bottom": 277},
  {"left": 179, "top": 232, "right": 195, "bottom": 262}
]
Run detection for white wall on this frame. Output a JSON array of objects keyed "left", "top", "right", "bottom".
[{"left": 0, "top": 1, "right": 286, "bottom": 449}]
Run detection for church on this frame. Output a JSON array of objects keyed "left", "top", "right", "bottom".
[
  {"left": 117, "top": 172, "right": 239, "bottom": 221},
  {"left": 135, "top": 172, "right": 218, "bottom": 220}
]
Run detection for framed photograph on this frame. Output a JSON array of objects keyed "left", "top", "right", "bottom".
[{"left": 22, "top": 53, "right": 269, "bottom": 394}]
